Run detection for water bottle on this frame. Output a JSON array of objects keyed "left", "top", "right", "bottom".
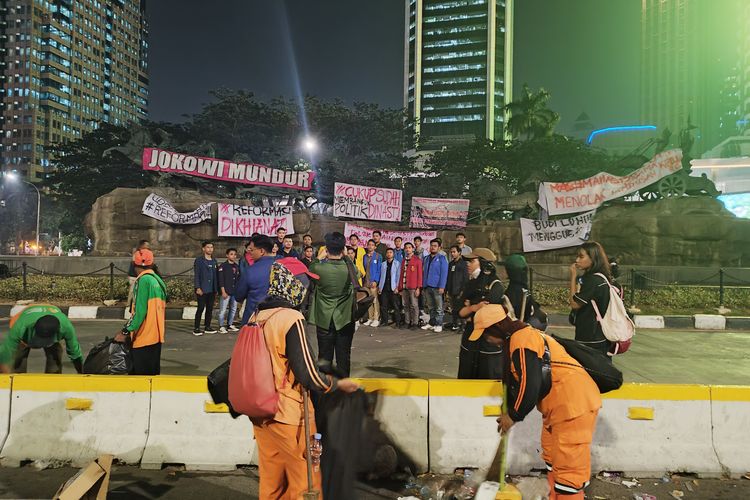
[
  {"left": 456, "top": 469, "right": 478, "bottom": 499},
  {"left": 309, "top": 433, "right": 323, "bottom": 472}
]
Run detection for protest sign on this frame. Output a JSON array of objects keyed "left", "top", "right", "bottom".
[
  {"left": 218, "top": 204, "right": 294, "bottom": 237},
  {"left": 537, "top": 149, "right": 683, "bottom": 216},
  {"left": 142, "top": 148, "right": 314, "bottom": 191},
  {"left": 520, "top": 210, "right": 595, "bottom": 252},
  {"left": 333, "top": 182, "right": 402, "bottom": 222},
  {"left": 141, "top": 193, "right": 213, "bottom": 225},
  {"left": 410, "top": 197, "right": 469, "bottom": 229},
  {"left": 344, "top": 223, "right": 436, "bottom": 248}
]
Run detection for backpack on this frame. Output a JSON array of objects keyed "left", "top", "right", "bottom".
[
  {"left": 551, "top": 335, "right": 623, "bottom": 393},
  {"left": 591, "top": 273, "right": 635, "bottom": 355},
  {"left": 228, "top": 313, "right": 280, "bottom": 420}
]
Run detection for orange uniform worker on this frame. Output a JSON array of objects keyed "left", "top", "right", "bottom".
[{"left": 469, "top": 304, "right": 601, "bottom": 500}]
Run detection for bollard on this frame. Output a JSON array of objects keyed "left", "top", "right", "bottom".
[
  {"left": 109, "top": 262, "right": 115, "bottom": 300},
  {"left": 528, "top": 267, "right": 534, "bottom": 296},
  {"left": 629, "top": 268, "right": 636, "bottom": 307},
  {"left": 719, "top": 268, "right": 724, "bottom": 307},
  {"left": 22, "top": 261, "right": 27, "bottom": 295}
]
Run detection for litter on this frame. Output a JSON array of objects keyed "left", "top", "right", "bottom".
[
  {"left": 685, "top": 482, "right": 694, "bottom": 492},
  {"left": 670, "top": 490, "right": 684, "bottom": 499},
  {"left": 621, "top": 479, "right": 640, "bottom": 488},
  {"left": 633, "top": 494, "right": 656, "bottom": 500}
]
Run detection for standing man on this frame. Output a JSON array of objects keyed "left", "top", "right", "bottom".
[
  {"left": 398, "top": 242, "right": 422, "bottom": 330},
  {"left": 298, "top": 234, "right": 317, "bottom": 256},
  {"left": 234, "top": 234, "right": 276, "bottom": 324},
  {"left": 0, "top": 304, "right": 83, "bottom": 374},
  {"left": 217, "top": 248, "right": 241, "bottom": 334},
  {"left": 278, "top": 236, "right": 299, "bottom": 259},
  {"left": 309, "top": 233, "right": 358, "bottom": 376},
  {"left": 455, "top": 232, "right": 473, "bottom": 256},
  {"left": 300, "top": 246, "right": 315, "bottom": 268},
  {"left": 127, "top": 239, "right": 150, "bottom": 306},
  {"left": 393, "top": 236, "right": 405, "bottom": 264},
  {"left": 193, "top": 241, "right": 218, "bottom": 336},
  {"left": 362, "top": 239, "right": 383, "bottom": 327},
  {"left": 413, "top": 236, "right": 425, "bottom": 259},
  {"left": 446, "top": 245, "right": 468, "bottom": 331},
  {"left": 115, "top": 249, "right": 167, "bottom": 375},
  {"left": 372, "top": 230, "right": 388, "bottom": 258},
  {"left": 422, "top": 239, "right": 448, "bottom": 332},
  {"left": 348, "top": 233, "right": 366, "bottom": 276},
  {"left": 378, "top": 248, "right": 402, "bottom": 328},
  {"left": 275, "top": 227, "right": 287, "bottom": 249}
]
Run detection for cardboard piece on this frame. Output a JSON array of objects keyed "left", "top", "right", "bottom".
[{"left": 53, "top": 454, "right": 112, "bottom": 500}]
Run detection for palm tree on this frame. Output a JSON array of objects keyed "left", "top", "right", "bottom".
[{"left": 503, "top": 84, "right": 560, "bottom": 140}]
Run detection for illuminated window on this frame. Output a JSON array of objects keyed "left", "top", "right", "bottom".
[
  {"left": 424, "top": 0, "right": 486, "bottom": 11},
  {"left": 424, "top": 13, "right": 485, "bottom": 23},
  {"left": 423, "top": 114, "right": 482, "bottom": 123},
  {"left": 424, "top": 50, "right": 486, "bottom": 61},
  {"left": 424, "top": 24, "right": 487, "bottom": 36},
  {"left": 423, "top": 89, "right": 486, "bottom": 98},
  {"left": 423, "top": 63, "right": 484, "bottom": 73}
]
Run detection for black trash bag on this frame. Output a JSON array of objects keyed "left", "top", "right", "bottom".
[
  {"left": 207, "top": 359, "right": 242, "bottom": 419},
  {"left": 83, "top": 337, "right": 132, "bottom": 375}
]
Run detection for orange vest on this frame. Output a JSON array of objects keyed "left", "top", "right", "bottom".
[{"left": 509, "top": 327, "right": 601, "bottom": 425}]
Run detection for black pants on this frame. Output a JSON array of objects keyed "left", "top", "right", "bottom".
[
  {"left": 132, "top": 342, "right": 162, "bottom": 375},
  {"left": 13, "top": 342, "right": 63, "bottom": 373},
  {"left": 316, "top": 321, "right": 355, "bottom": 377},
  {"left": 379, "top": 288, "right": 402, "bottom": 325},
  {"left": 195, "top": 292, "right": 216, "bottom": 329},
  {"left": 449, "top": 293, "right": 464, "bottom": 327}
]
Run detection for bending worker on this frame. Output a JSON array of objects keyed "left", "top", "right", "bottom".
[
  {"left": 469, "top": 304, "right": 600, "bottom": 499},
  {"left": 0, "top": 304, "right": 83, "bottom": 374}
]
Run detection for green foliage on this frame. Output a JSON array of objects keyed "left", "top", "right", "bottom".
[
  {"left": 61, "top": 234, "right": 86, "bottom": 252},
  {"left": 503, "top": 84, "right": 560, "bottom": 140}
]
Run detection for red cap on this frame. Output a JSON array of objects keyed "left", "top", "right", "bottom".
[
  {"left": 276, "top": 257, "right": 319, "bottom": 280},
  {"left": 133, "top": 249, "right": 154, "bottom": 267}
]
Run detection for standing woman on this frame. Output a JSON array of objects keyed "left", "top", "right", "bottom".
[
  {"left": 457, "top": 248, "right": 505, "bottom": 379},
  {"left": 569, "top": 241, "right": 622, "bottom": 356}
]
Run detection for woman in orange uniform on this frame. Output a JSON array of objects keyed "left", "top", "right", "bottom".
[{"left": 469, "top": 304, "right": 601, "bottom": 499}]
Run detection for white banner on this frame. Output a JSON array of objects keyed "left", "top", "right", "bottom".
[
  {"left": 537, "top": 149, "right": 683, "bottom": 215},
  {"left": 218, "top": 204, "right": 294, "bottom": 237},
  {"left": 410, "top": 197, "right": 470, "bottom": 229},
  {"left": 141, "top": 193, "right": 213, "bottom": 225},
  {"left": 344, "top": 223, "right": 436, "bottom": 248},
  {"left": 333, "top": 182, "right": 402, "bottom": 222},
  {"left": 520, "top": 210, "right": 595, "bottom": 252}
]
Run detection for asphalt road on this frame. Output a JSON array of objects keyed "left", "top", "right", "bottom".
[{"left": 1, "top": 318, "right": 749, "bottom": 384}]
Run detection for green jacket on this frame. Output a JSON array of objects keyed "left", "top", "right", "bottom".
[
  {"left": 308, "top": 258, "right": 356, "bottom": 330},
  {"left": 0, "top": 304, "right": 82, "bottom": 365}
]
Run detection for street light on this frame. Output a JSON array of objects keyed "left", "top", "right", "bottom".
[
  {"left": 301, "top": 136, "right": 318, "bottom": 155},
  {"left": 5, "top": 171, "right": 41, "bottom": 256}
]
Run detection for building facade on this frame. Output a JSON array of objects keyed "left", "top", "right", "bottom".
[
  {"left": 0, "top": 0, "right": 148, "bottom": 182},
  {"left": 404, "top": 0, "right": 513, "bottom": 148}
]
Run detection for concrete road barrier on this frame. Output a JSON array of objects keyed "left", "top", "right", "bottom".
[
  {"left": 634, "top": 315, "right": 665, "bottom": 329},
  {"left": 710, "top": 385, "right": 750, "bottom": 477},
  {"left": 0, "top": 376, "right": 11, "bottom": 454},
  {"left": 141, "top": 376, "right": 255, "bottom": 471},
  {"left": 693, "top": 314, "right": 726, "bottom": 330}
]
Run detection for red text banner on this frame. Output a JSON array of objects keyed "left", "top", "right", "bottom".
[
  {"left": 410, "top": 197, "right": 470, "bottom": 229},
  {"left": 344, "top": 223, "right": 436, "bottom": 248},
  {"left": 218, "top": 204, "right": 294, "bottom": 237},
  {"left": 333, "top": 182, "right": 402, "bottom": 222}
]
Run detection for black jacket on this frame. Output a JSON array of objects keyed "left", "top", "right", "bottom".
[{"left": 446, "top": 258, "right": 468, "bottom": 296}]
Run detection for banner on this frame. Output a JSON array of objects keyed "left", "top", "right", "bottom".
[
  {"left": 218, "top": 204, "right": 294, "bottom": 237},
  {"left": 344, "top": 223, "right": 436, "bottom": 248},
  {"left": 333, "top": 182, "right": 402, "bottom": 222},
  {"left": 141, "top": 193, "right": 213, "bottom": 225},
  {"left": 537, "top": 149, "right": 683, "bottom": 216},
  {"left": 142, "top": 148, "right": 315, "bottom": 191},
  {"left": 410, "top": 197, "right": 469, "bottom": 229},
  {"left": 520, "top": 210, "right": 595, "bottom": 252}
]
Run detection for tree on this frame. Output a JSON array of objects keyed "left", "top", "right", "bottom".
[{"left": 503, "top": 84, "right": 560, "bottom": 140}]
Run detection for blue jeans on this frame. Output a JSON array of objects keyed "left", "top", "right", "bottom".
[
  {"left": 423, "top": 287, "right": 444, "bottom": 326},
  {"left": 218, "top": 295, "right": 238, "bottom": 327}
]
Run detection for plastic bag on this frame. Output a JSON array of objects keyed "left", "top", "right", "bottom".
[{"left": 83, "top": 337, "right": 132, "bottom": 375}]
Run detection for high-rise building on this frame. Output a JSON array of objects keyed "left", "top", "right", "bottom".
[
  {"left": 640, "top": 0, "right": 741, "bottom": 155},
  {"left": 404, "top": 0, "right": 513, "bottom": 148},
  {"left": 739, "top": 1, "right": 750, "bottom": 134},
  {"left": 0, "top": 0, "right": 149, "bottom": 182}
]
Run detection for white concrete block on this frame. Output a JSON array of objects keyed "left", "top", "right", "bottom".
[
  {"left": 634, "top": 315, "right": 664, "bottom": 329},
  {"left": 693, "top": 314, "right": 726, "bottom": 330},
  {"left": 182, "top": 306, "right": 197, "bottom": 320},
  {"left": 67, "top": 306, "right": 99, "bottom": 319}
]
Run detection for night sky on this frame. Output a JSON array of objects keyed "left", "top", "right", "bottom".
[{"left": 146, "top": 0, "right": 641, "bottom": 133}]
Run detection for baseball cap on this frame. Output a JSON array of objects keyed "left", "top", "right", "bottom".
[
  {"left": 133, "top": 249, "right": 154, "bottom": 267},
  {"left": 468, "top": 304, "right": 507, "bottom": 341},
  {"left": 463, "top": 247, "right": 497, "bottom": 262},
  {"left": 29, "top": 315, "right": 60, "bottom": 348}
]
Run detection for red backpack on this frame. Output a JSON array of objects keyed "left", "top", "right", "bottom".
[{"left": 228, "top": 314, "right": 279, "bottom": 419}]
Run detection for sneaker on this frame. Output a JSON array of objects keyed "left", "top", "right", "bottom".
[
  {"left": 370, "top": 320, "right": 380, "bottom": 327},
  {"left": 363, "top": 319, "right": 373, "bottom": 326},
  {"left": 228, "top": 325, "right": 240, "bottom": 332},
  {"left": 205, "top": 327, "right": 218, "bottom": 334},
  {"left": 421, "top": 324, "right": 434, "bottom": 331},
  {"left": 433, "top": 326, "right": 443, "bottom": 333},
  {"left": 218, "top": 327, "right": 228, "bottom": 334},
  {"left": 451, "top": 325, "right": 460, "bottom": 331},
  {"left": 192, "top": 329, "right": 204, "bottom": 336}
]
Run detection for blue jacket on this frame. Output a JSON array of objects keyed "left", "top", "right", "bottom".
[
  {"left": 393, "top": 248, "right": 404, "bottom": 264},
  {"left": 362, "top": 252, "right": 383, "bottom": 286},
  {"left": 378, "top": 259, "right": 401, "bottom": 292},
  {"left": 194, "top": 257, "right": 219, "bottom": 293},
  {"left": 422, "top": 253, "right": 448, "bottom": 289},
  {"left": 234, "top": 255, "right": 275, "bottom": 323}
]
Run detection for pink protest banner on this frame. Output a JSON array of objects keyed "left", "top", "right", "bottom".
[
  {"left": 344, "top": 223, "right": 436, "bottom": 248},
  {"left": 142, "top": 148, "right": 314, "bottom": 191},
  {"left": 333, "top": 182, "right": 402, "bottom": 222},
  {"left": 410, "top": 197, "right": 470, "bottom": 229},
  {"left": 537, "top": 149, "right": 683, "bottom": 216},
  {"left": 218, "top": 204, "right": 295, "bottom": 237}
]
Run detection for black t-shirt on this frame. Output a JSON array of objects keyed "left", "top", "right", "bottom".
[
  {"left": 460, "top": 274, "right": 505, "bottom": 352},
  {"left": 572, "top": 272, "right": 621, "bottom": 344},
  {"left": 383, "top": 261, "right": 393, "bottom": 292}
]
